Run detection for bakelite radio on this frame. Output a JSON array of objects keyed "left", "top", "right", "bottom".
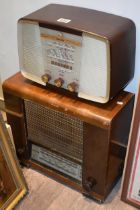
[
  {"left": 3, "top": 73, "right": 134, "bottom": 202},
  {"left": 18, "top": 4, "right": 136, "bottom": 103}
]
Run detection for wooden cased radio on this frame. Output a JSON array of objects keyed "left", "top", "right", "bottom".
[
  {"left": 18, "top": 4, "right": 136, "bottom": 103},
  {"left": 3, "top": 73, "right": 134, "bottom": 202}
]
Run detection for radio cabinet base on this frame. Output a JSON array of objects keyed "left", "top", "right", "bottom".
[{"left": 3, "top": 72, "right": 134, "bottom": 202}]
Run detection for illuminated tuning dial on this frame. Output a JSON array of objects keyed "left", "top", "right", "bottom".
[
  {"left": 67, "top": 82, "right": 77, "bottom": 92},
  {"left": 41, "top": 74, "right": 51, "bottom": 83},
  {"left": 54, "top": 78, "right": 64, "bottom": 87}
]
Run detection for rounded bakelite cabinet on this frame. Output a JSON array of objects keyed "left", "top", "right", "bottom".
[
  {"left": 41, "top": 74, "right": 51, "bottom": 83},
  {"left": 54, "top": 78, "right": 64, "bottom": 87},
  {"left": 67, "top": 82, "right": 77, "bottom": 92}
]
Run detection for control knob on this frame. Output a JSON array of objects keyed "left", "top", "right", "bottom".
[
  {"left": 67, "top": 82, "right": 77, "bottom": 92},
  {"left": 41, "top": 74, "right": 51, "bottom": 83},
  {"left": 84, "top": 177, "right": 97, "bottom": 192},
  {"left": 54, "top": 78, "right": 64, "bottom": 87}
]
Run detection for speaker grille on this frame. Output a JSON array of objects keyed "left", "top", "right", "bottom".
[{"left": 24, "top": 100, "right": 83, "bottom": 162}]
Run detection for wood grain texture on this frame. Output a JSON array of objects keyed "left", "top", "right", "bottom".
[
  {"left": 0, "top": 147, "right": 16, "bottom": 197},
  {"left": 0, "top": 100, "right": 5, "bottom": 111},
  {"left": 2, "top": 72, "right": 134, "bottom": 202},
  {"left": 3, "top": 72, "right": 134, "bottom": 129}
]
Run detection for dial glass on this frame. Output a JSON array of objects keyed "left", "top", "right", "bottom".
[{"left": 47, "top": 43, "right": 74, "bottom": 63}]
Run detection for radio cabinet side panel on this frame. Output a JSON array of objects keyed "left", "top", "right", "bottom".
[
  {"left": 110, "top": 95, "right": 135, "bottom": 146},
  {"left": 82, "top": 123, "right": 110, "bottom": 201},
  {"left": 106, "top": 95, "right": 134, "bottom": 194},
  {"left": 109, "top": 24, "right": 136, "bottom": 99},
  {"left": 3, "top": 92, "right": 28, "bottom": 160},
  {"left": 4, "top": 92, "right": 23, "bottom": 114}
]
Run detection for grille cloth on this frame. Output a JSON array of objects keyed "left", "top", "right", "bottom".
[{"left": 24, "top": 100, "right": 83, "bottom": 162}]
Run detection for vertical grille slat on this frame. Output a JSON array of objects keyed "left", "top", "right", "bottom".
[{"left": 24, "top": 100, "right": 83, "bottom": 162}]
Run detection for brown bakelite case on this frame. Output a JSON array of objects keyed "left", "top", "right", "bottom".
[
  {"left": 3, "top": 72, "right": 134, "bottom": 202},
  {"left": 20, "top": 4, "right": 136, "bottom": 101}
]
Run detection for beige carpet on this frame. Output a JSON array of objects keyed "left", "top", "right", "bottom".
[{"left": 15, "top": 168, "right": 137, "bottom": 210}]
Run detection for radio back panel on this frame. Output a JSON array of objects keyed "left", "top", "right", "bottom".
[{"left": 18, "top": 4, "right": 136, "bottom": 103}]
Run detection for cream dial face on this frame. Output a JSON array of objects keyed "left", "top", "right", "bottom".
[{"left": 40, "top": 27, "right": 82, "bottom": 90}]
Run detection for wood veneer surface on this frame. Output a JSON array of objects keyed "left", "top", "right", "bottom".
[{"left": 3, "top": 72, "right": 134, "bottom": 129}]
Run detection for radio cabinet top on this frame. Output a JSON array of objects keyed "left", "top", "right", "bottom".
[
  {"left": 18, "top": 4, "right": 136, "bottom": 103},
  {"left": 21, "top": 4, "right": 134, "bottom": 39},
  {"left": 3, "top": 72, "right": 134, "bottom": 129}
]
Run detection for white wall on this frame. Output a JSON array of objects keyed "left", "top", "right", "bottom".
[
  {"left": 0, "top": 75, "right": 3, "bottom": 100},
  {"left": 0, "top": 0, "right": 140, "bottom": 99}
]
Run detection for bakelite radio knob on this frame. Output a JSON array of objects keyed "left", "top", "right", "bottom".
[
  {"left": 41, "top": 74, "right": 51, "bottom": 83},
  {"left": 54, "top": 78, "right": 64, "bottom": 87},
  {"left": 67, "top": 82, "right": 77, "bottom": 92}
]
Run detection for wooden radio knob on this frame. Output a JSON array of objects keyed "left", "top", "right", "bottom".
[
  {"left": 67, "top": 82, "right": 77, "bottom": 92},
  {"left": 84, "top": 177, "right": 97, "bottom": 192},
  {"left": 41, "top": 74, "right": 51, "bottom": 83},
  {"left": 54, "top": 78, "right": 64, "bottom": 87}
]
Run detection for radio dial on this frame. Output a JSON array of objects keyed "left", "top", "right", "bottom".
[
  {"left": 67, "top": 82, "right": 77, "bottom": 92},
  {"left": 54, "top": 78, "right": 64, "bottom": 87},
  {"left": 41, "top": 74, "right": 51, "bottom": 83}
]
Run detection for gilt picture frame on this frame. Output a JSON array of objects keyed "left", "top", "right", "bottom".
[
  {"left": 121, "top": 81, "right": 140, "bottom": 208},
  {"left": 0, "top": 111, "right": 27, "bottom": 210}
]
